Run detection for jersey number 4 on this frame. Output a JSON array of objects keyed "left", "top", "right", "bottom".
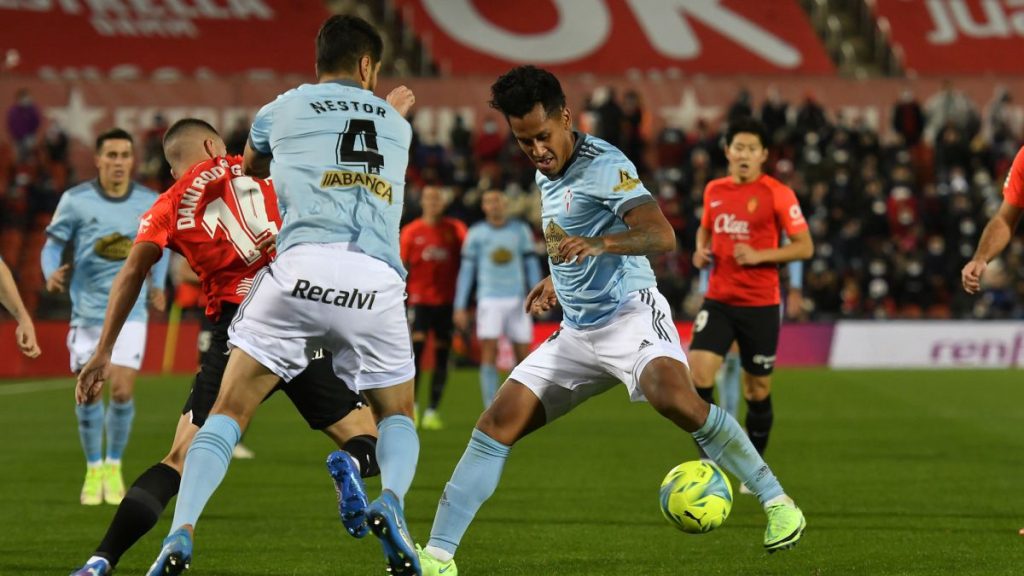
[
  {"left": 336, "top": 119, "right": 384, "bottom": 175},
  {"left": 202, "top": 176, "right": 279, "bottom": 265}
]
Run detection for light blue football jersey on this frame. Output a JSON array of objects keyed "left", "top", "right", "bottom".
[
  {"left": 46, "top": 181, "right": 161, "bottom": 326},
  {"left": 538, "top": 133, "right": 657, "bottom": 329},
  {"left": 249, "top": 80, "right": 412, "bottom": 276},
  {"left": 455, "top": 218, "right": 539, "bottom": 309}
]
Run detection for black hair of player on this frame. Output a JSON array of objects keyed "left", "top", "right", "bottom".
[
  {"left": 95, "top": 128, "right": 133, "bottom": 152},
  {"left": 163, "top": 118, "right": 220, "bottom": 147},
  {"left": 489, "top": 65, "right": 566, "bottom": 119},
  {"left": 316, "top": 15, "right": 384, "bottom": 76},
  {"left": 724, "top": 116, "right": 768, "bottom": 148}
]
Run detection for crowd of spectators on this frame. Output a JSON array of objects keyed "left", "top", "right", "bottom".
[
  {"left": 398, "top": 81, "right": 1024, "bottom": 321},
  {"left": 3, "top": 81, "right": 1023, "bottom": 322}
]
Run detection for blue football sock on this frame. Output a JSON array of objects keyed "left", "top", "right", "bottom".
[
  {"left": 76, "top": 401, "right": 105, "bottom": 465},
  {"left": 716, "top": 353, "right": 742, "bottom": 419},
  {"left": 428, "top": 429, "right": 511, "bottom": 555},
  {"left": 480, "top": 365, "right": 499, "bottom": 408},
  {"left": 170, "top": 414, "right": 240, "bottom": 532},
  {"left": 692, "top": 404, "right": 784, "bottom": 505},
  {"left": 376, "top": 415, "right": 419, "bottom": 504},
  {"left": 105, "top": 399, "right": 135, "bottom": 461}
]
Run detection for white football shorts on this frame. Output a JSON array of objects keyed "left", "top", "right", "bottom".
[
  {"left": 228, "top": 242, "right": 414, "bottom": 391},
  {"left": 68, "top": 321, "right": 148, "bottom": 372},
  {"left": 509, "top": 288, "right": 688, "bottom": 422},
  {"left": 476, "top": 296, "right": 533, "bottom": 344}
]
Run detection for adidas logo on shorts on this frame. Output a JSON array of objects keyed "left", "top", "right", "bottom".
[{"left": 639, "top": 339, "right": 653, "bottom": 351}]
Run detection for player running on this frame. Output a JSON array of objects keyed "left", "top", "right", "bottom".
[
  {"left": 71, "top": 119, "right": 381, "bottom": 576},
  {"left": 0, "top": 256, "right": 40, "bottom": 358},
  {"left": 705, "top": 255, "right": 804, "bottom": 422},
  {"left": 401, "top": 185, "right": 467, "bottom": 430},
  {"left": 689, "top": 116, "right": 813, "bottom": 466},
  {"left": 961, "top": 144, "right": 1024, "bottom": 537},
  {"left": 146, "top": 16, "right": 423, "bottom": 576},
  {"left": 42, "top": 128, "right": 167, "bottom": 507},
  {"left": 417, "top": 66, "right": 806, "bottom": 576},
  {"left": 454, "top": 189, "right": 541, "bottom": 408}
]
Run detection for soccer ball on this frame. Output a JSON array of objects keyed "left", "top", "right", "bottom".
[{"left": 659, "top": 460, "right": 733, "bottom": 534}]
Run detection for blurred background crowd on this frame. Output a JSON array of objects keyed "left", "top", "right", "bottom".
[
  {"left": 5, "top": 0, "right": 1024, "bottom": 324},
  {"left": 3, "top": 79, "right": 1023, "bottom": 322}
]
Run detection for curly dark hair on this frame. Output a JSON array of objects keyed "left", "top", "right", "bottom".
[
  {"left": 489, "top": 65, "right": 566, "bottom": 119},
  {"left": 725, "top": 116, "right": 769, "bottom": 148}
]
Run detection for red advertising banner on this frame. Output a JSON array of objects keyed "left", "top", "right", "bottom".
[
  {"left": 393, "top": 0, "right": 834, "bottom": 75},
  {"left": 0, "top": 1, "right": 327, "bottom": 76},
  {"left": 875, "top": 0, "right": 1024, "bottom": 74}
]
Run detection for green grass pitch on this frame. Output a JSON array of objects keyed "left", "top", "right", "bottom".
[{"left": 1, "top": 368, "right": 1022, "bottom": 575}]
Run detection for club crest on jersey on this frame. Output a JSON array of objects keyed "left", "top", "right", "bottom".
[
  {"left": 564, "top": 189, "right": 573, "bottom": 213},
  {"left": 93, "top": 233, "right": 133, "bottom": 261},
  {"left": 613, "top": 169, "right": 641, "bottom": 193},
  {"left": 490, "top": 247, "right": 513, "bottom": 264},
  {"left": 746, "top": 197, "right": 759, "bottom": 213},
  {"left": 544, "top": 220, "right": 569, "bottom": 265}
]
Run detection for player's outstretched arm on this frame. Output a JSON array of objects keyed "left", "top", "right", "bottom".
[
  {"left": 963, "top": 200, "right": 1024, "bottom": 294},
  {"left": 558, "top": 202, "right": 675, "bottom": 264},
  {"left": 76, "top": 242, "right": 162, "bottom": 404},
  {"left": 0, "top": 258, "right": 41, "bottom": 358},
  {"left": 243, "top": 140, "right": 272, "bottom": 179}
]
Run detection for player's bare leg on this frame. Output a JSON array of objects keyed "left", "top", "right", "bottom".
[
  {"left": 637, "top": 357, "right": 804, "bottom": 552},
  {"left": 420, "top": 379, "right": 547, "bottom": 573},
  {"left": 512, "top": 342, "right": 531, "bottom": 364},
  {"left": 688, "top": 349, "right": 725, "bottom": 401}
]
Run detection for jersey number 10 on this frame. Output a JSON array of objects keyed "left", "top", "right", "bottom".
[{"left": 201, "top": 176, "right": 279, "bottom": 265}]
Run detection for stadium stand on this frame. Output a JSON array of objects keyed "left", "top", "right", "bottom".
[{"left": 2, "top": 0, "right": 1023, "bottom": 327}]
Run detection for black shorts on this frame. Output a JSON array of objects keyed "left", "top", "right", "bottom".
[
  {"left": 408, "top": 304, "right": 454, "bottom": 343},
  {"left": 183, "top": 303, "right": 365, "bottom": 429},
  {"left": 689, "top": 298, "right": 780, "bottom": 376}
]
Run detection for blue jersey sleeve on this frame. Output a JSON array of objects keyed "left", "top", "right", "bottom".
[
  {"left": 41, "top": 237, "right": 64, "bottom": 279},
  {"left": 46, "top": 192, "right": 79, "bottom": 242},
  {"left": 248, "top": 99, "right": 276, "bottom": 155},
  {"left": 589, "top": 153, "right": 655, "bottom": 218}
]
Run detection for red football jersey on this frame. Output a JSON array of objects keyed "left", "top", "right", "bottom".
[
  {"left": 400, "top": 217, "right": 467, "bottom": 306},
  {"left": 135, "top": 156, "right": 280, "bottom": 319},
  {"left": 1003, "top": 145, "right": 1024, "bottom": 208},
  {"left": 701, "top": 174, "right": 808, "bottom": 306}
]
